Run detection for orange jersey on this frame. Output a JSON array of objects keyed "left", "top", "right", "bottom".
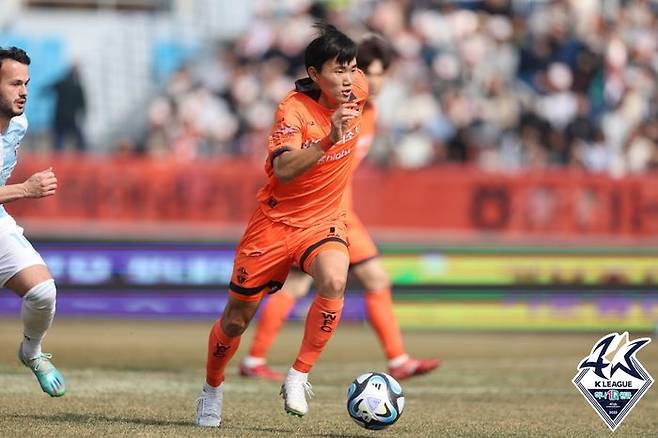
[
  {"left": 343, "top": 101, "right": 377, "bottom": 211},
  {"left": 257, "top": 69, "right": 369, "bottom": 227}
]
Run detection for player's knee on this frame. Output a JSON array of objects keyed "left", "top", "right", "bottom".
[
  {"left": 363, "top": 270, "right": 390, "bottom": 291},
  {"left": 221, "top": 302, "right": 258, "bottom": 336},
  {"left": 285, "top": 277, "right": 312, "bottom": 298},
  {"left": 356, "top": 260, "right": 390, "bottom": 291},
  {"left": 22, "top": 279, "right": 56, "bottom": 312},
  {"left": 283, "top": 269, "right": 313, "bottom": 298},
  {"left": 286, "top": 287, "right": 308, "bottom": 299},
  {"left": 222, "top": 317, "right": 249, "bottom": 337},
  {"left": 317, "top": 274, "right": 346, "bottom": 298}
]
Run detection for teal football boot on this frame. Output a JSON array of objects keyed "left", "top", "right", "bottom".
[{"left": 19, "top": 345, "right": 66, "bottom": 397}]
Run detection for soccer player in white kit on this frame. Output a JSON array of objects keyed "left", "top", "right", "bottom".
[{"left": 0, "top": 47, "right": 65, "bottom": 397}]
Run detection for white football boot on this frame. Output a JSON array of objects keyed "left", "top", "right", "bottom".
[
  {"left": 195, "top": 384, "right": 223, "bottom": 427},
  {"left": 280, "top": 368, "right": 314, "bottom": 417}
]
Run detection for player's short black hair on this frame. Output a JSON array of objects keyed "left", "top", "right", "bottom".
[
  {"left": 0, "top": 47, "right": 31, "bottom": 70},
  {"left": 357, "top": 34, "right": 394, "bottom": 72},
  {"left": 305, "top": 23, "right": 357, "bottom": 72}
]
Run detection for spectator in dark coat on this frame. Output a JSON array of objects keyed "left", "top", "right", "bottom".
[{"left": 51, "top": 65, "right": 86, "bottom": 152}]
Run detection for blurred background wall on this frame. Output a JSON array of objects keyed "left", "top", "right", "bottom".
[{"left": 1, "top": 0, "right": 657, "bottom": 331}]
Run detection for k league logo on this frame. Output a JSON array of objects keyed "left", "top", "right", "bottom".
[{"left": 573, "top": 332, "right": 653, "bottom": 431}]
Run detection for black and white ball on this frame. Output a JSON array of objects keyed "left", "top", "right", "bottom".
[{"left": 346, "top": 372, "right": 405, "bottom": 430}]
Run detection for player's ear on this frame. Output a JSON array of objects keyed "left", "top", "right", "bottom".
[{"left": 308, "top": 66, "right": 319, "bottom": 83}]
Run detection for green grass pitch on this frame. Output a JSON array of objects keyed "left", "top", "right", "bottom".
[{"left": 1, "top": 319, "right": 656, "bottom": 437}]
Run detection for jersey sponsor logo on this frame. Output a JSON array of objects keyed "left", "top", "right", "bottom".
[
  {"left": 299, "top": 137, "right": 354, "bottom": 164},
  {"left": 573, "top": 332, "right": 653, "bottom": 431},
  {"left": 317, "top": 147, "right": 352, "bottom": 165}
]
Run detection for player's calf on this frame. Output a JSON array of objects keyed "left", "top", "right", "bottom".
[
  {"left": 18, "top": 279, "right": 65, "bottom": 397},
  {"left": 20, "top": 279, "right": 57, "bottom": 359}
]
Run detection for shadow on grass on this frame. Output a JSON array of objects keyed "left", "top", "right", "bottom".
[
  {"left": 231, "top": 426, "right": 374, "bottom": 438},
  {"left": 6, "top": 413, "right": 374, "bottom": 437},
  {"left": 5, "top": 412, "right": 192, "bottom": 427}
]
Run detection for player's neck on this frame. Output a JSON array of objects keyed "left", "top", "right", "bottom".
[
  {"left": 317, "top": 93, "right": 340, "bottom": 110},
  {"left": 0, "top": 117, "right": 9, "bottom": 135},
  {"left": 294, "top": 78, "right": 341, "bottom": 109}
]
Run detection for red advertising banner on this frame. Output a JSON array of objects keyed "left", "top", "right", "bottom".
[
  {"left": 351, "top": 166, "right": 658, "bottom": 237},
  {"left": 7, "top": 155, "right": 658, "bottom": 238},
  {"left": 7, "top": 156, "right": 265, "bottom": 223}
]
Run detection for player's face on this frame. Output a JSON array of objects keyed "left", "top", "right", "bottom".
[
  {"left": 310, "top": 56, "right": 358, "bottom": 108},
  {"left": 365, "top": 59, "right": 385, "bottom": 98},
  {"left": 0, "top": 59, "right": 29, "bottom": 119}
]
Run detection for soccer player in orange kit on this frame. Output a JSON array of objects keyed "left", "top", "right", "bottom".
[
  {"left": 195, "top": 24, "right": 368, "bottom": 427},
  {"left": 239, "top": 35, "right": 440, "bottom": 383}
]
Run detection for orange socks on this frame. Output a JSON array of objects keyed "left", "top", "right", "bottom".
[
  {"left": 248, "top": 291, "right": 296, "bottom": 359},
  {"left": 364, "top": 288, "right": 405, "bottom": 360},
  {"left": 293, "top": 295, "right": 344, "bottom": 373},
  {"left": 206, "top": 319, "right": 241, "bottom": 387}
]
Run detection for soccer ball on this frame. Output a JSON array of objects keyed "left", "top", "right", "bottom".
[{"left": 346, "top": 372, "right": 404, "bottom": 430}]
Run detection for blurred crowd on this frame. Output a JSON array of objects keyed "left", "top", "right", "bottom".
[{"left": 140, "top": 0, "right": 658, "bottom": 176}]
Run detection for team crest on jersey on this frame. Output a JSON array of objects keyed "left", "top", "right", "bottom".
[
  {"left": 572, "top": 332, "right": 653, "bottom": 431},
  {"left": 236, "top": 267, "right": 249, "bottom": 284}
]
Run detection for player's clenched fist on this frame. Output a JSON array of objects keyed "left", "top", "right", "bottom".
[
  {"left": 329, "top": 102, "right": 360, "bottom": 143},
  {"left": 22, "top": 167, "right": 57, "bottom": 198}
]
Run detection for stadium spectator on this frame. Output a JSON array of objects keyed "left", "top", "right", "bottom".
[
  {"left": 136, "top": 0, "right": 658, "bottom": 176},
  {"left": 49, "top": 65, "right": 87, "bottom": 152}
]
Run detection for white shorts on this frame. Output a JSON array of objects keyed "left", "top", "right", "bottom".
[{"left": 0, "top": 215, "right": 46, "bottom": 286}]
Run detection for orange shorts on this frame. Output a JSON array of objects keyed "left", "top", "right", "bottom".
[
  {"left": 229, "top": 208, "right": 348, "bottom": 302},
  {"left": 346, "top": 210, "right": 378, "bottom": 266}
]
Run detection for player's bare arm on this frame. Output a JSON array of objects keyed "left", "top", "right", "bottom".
[
  {"left": 0, "top": 167, "right": 57, "bottom": 204},
  {"left": 273, "top": 102, "right": 359, "bottom": 183}
]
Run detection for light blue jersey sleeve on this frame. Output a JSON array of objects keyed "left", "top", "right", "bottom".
[{"left": 0, "top": 114, "right": 28, "bottom": 217}]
